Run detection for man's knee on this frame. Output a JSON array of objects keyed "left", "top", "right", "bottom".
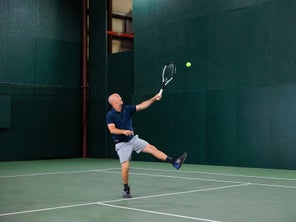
[
  {"left": 143, "top": 144, "right": 157, "bottom": 154},
  {"left": 121, "top": 161, "right": 130, "bottom": 169}
]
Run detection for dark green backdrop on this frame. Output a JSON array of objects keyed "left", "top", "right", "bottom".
[
  {"left": 0, "top": 0, "right": 82, "bottom": 160},
  {"left": 132, "top": 0, "right": 296, "bottom": 169},
  {"left": 1, "top": 0, "right": 296, "bottom": 170}
]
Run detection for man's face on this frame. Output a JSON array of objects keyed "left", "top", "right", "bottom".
[{"left": 113, "top": 94, "right": 123, "bottom": 105}]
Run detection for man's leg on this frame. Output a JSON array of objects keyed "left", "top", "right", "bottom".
[
  {"left": 142, "top": 144, "right": 167, "bottom": 160},
  {"left": 142, "top": 144, "right": 187, "bottom": 169},
  {"left": 121, "top": 160, "right": 132, "bottom": 198},
  {"left": 121, "top": 160, "right": 129, "bottom": 184}
]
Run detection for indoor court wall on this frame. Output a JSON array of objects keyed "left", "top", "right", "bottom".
[
  {"left": 132, "top": 0, "right": 296, "bottom": 169},
  {"left": 0, "top": 0, "right": 82, "bottom": 160}
]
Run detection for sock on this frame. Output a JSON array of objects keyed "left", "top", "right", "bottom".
[
  {"left": 124, "top": 183, "right": 129, "bottom": 190},
  {"left": 165, "top": 156, "right": 174, "bottom": 164}
]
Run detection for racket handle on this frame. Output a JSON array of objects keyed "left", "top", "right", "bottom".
[{"left": 158, "top": 89, "right": 163, "bottom": 97}]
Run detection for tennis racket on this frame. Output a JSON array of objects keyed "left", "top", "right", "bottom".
[{"left": 158, "top": 61, "right": 176, "bottom": 97}]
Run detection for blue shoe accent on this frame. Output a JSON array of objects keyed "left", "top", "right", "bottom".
[{"left": 173, "top": 152, "right": 187, "bottom": 169}]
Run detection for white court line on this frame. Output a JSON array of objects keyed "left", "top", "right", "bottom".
[
  {"left": 1, "top": 163, "right": 295, "bottom": 182},
  {"left": 99, "top": 170, "right": 245, "bottom": 184},
  {"left": 102, "top": 183, "right": 251, "bottom": 204},
  {"left": 0, "top": 183, "right": 249, "bottom": 217},
  {"left": 0, "top": 168, "right": 121, "bottom": 179},
  {"left": 126, "top": 172, "right": 296, "bottom": 190},
  {"left": 131, "top": 167, "right": 296, "bottom": 181},
  {"left": 97, "top": 203, "right": 221, "bottom": 222},
  {"left": 1, "top": 167, "right": 295, "bottom": 189},
  {"left": 250, "top": 182, "right": 296, "bottom": 189},
  {"left": 0, "top": 202, "right": 95, "bottom": 217},
  {"left": 96, "top": 170, "right": 296, "bottom": 189}
]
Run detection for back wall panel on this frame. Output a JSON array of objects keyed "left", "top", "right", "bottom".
[
  {"left": 133, "top": 0, "right": 296, "bottom": 169},
  {"left": 0, "top": 0, "right": 82, "bottom": 161}
]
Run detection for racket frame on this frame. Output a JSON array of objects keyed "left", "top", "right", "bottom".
[{"left": 158, "top": 62, "right": 176, "bottom": 96}]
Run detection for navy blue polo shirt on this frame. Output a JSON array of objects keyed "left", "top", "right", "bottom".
[{"left": 106, "top": 105, "right": 136, "bottom": 142}]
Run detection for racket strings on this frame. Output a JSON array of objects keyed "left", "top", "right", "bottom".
[{"left": 163, "top": 64, "right": 175, "bottom": 83}]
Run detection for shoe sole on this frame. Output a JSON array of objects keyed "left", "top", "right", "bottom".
[
  {"left": 122, "top": 191, "right": 132, "bottom": 198},
  {"left": 123, "top": 195, "right": 132, "bottom": 198},
  {"left": 179, "top": 152, "right": 187, "bottom": 166}
]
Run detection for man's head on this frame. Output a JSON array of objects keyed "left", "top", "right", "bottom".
[{"left": 108, "top": 93, "right": 123, "bottom": 108}]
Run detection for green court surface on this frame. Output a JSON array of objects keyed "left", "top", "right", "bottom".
[{"left": 0, "top": 158, "right": 296, "bottom": 222}]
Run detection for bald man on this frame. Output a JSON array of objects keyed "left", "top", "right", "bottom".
[{"left": 106, "top": 93, "right": 187, "bottom": 198}]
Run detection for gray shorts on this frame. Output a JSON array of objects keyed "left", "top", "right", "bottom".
[{"left": 115, "top": 135, "right": 148, "bottom": 163}]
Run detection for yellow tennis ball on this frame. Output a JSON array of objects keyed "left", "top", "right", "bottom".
[{"left": 186, "top": 62, "right": 191, "bottom": 67}]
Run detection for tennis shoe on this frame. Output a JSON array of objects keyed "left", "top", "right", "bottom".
[
  {"left": 122, "top": 186, "right": 132, "bottom": 198},
  {"left": 173, "top": 152, "right": 187, "bottom": 169}
]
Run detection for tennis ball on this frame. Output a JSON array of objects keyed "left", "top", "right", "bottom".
[{"left": 186, "top": 62, "right": 191, "bottom": 67}]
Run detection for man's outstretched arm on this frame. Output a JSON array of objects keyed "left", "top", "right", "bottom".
[{"left": 136, "top": 94, "right": 161, "bottom": 111}]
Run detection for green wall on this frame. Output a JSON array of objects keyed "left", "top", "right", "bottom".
[
  {"left": 87, "top": 0, "right": 134, "bottom": 159},
  {"left": 2, "top": 0, "right": 295, "bottom": 169},
  {"left": 0, "top": 0, "right": 135, "bottom": 160},
  {"left": 0, "top": 96, "right": 11, "bottom": 128},
  {"left": 133, "top": 0, "right": 296, "bottom": 169},
  {"left": 0, "top": 0, "right": 82, "bottom": 160},
  {"left": 87, "top": 0, "right": 108, "bottom": 158}
]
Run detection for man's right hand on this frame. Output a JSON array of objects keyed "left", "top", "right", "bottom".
[{"left": 123, "top": 130, "right": 134, "bottom": 136}]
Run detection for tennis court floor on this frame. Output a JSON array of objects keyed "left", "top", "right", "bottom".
[{"left": 0, "top": 158, "right": 296, "bottom": 222}]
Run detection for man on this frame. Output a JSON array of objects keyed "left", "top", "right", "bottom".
[{"left": 106, "top": 93, "right": 187, "bottom": 198}]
